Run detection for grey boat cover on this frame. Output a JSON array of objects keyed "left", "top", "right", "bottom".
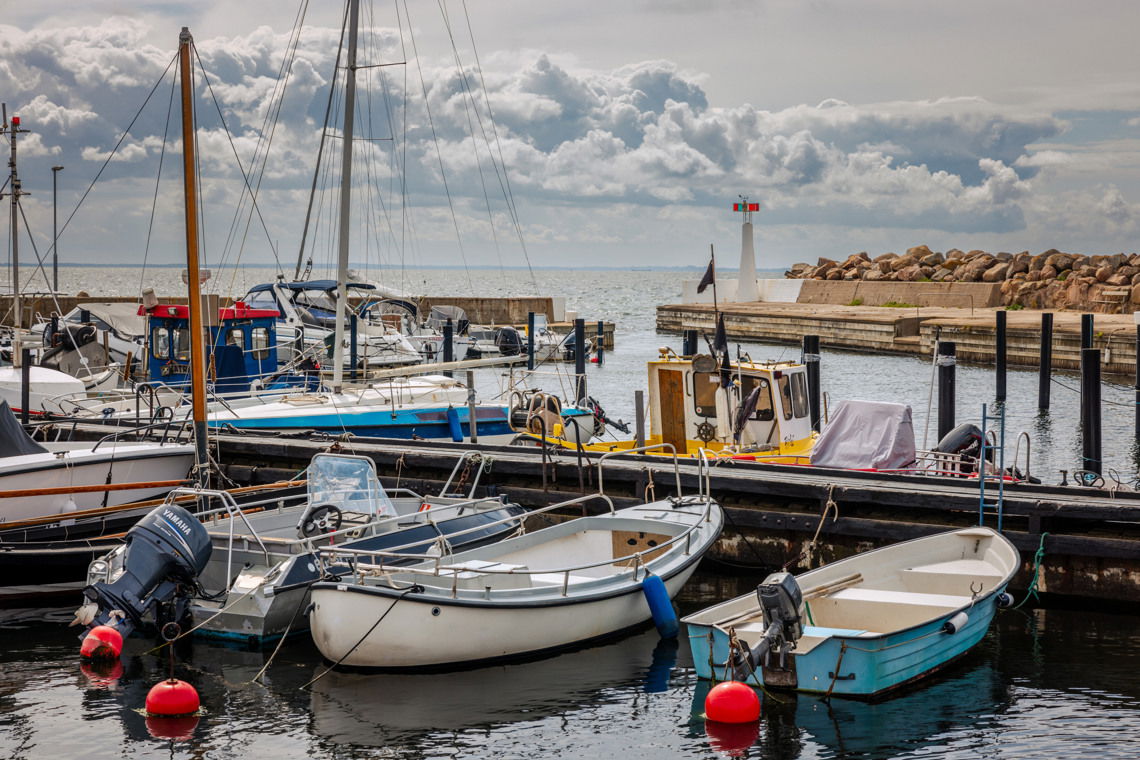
[
  {"left": 810, "top": 399, "right": 915, "bottom": 471},
  {"left": 0, "top": 400, "right": 49, "bottom": 457}
]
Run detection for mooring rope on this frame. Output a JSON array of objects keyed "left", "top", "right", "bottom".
[
  {"left": 299, "top": 584, "right": 421, "bottom": 690},
  {"left": 1014, "top": 532, "right": 1049, "bottom": 609}
]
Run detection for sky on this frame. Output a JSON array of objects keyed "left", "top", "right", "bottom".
[{"left": 3, "top": 0, "right": 1140, "bottom": 281}]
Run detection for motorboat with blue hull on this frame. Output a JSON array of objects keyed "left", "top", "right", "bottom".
[
  {"left": 81, "top": 453, "right": 526, "bottom": 644},
  {"left": 682, "top": 526, "right": 1019, "bottom": 698},
  {"left": 306, "top": 449, "right": 723, "bottom": 670}
]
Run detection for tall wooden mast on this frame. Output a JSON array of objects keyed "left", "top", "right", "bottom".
[{"left": 178, "top": 27, "right": 210, "bottom": 486}]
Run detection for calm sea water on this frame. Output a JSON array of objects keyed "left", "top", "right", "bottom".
[
  {"left": 2, "top": 582, "right": 1139, "bottom": 759},
  {"left": 2, "top": 266, "right": 1137, "bottom": 758}
]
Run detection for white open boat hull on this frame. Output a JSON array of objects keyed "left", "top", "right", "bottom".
[
  {"left": 0, "top": 443, "right": 195, "bottom": 523},
  {"left": 309, "top": 498, "right": 723, "bottom": 669}
]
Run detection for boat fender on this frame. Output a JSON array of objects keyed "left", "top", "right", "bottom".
[
  {"left": 942, "top": 611, "right": 970, "bottom": 634},
  {"left": 995, "top": 592, "right": 1014, "bottom": 609},
  {"left": 446, "top": 406, "right": 463, "bottom": 442},
  {"left": 642, "top": 573, "right": 679, "bottom": 638}
]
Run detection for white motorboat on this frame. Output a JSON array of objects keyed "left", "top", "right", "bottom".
[
  {"left": 0, "top": 401, "right": 194, "bottom": 524},
  {"left": 81, "top": 452, "right": 526, "bottom": 643},
  {"left": 307, "top": 451, "right": 723, "bottom": 669}
]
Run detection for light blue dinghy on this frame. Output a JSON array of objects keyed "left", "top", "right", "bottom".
[{"left": 683, "top": 526, "right": 1019, "bottom": 698}]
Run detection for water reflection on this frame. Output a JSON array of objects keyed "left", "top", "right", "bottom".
[{"left": 305, "top": 627, "right": 676, "bottom": 747}]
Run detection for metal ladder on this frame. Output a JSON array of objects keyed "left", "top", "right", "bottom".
[{"left": 977, "top": 403, "right": 1006, "bottom": 530}]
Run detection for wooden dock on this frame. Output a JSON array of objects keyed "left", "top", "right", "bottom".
[
  {"left": 213, "top": 431, "right": 1140, "bottom": 606},
  {"left": 657, "top": 302, "right": 1139, "bottom": 375}
]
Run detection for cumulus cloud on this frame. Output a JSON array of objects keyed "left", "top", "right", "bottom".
[{"left": 3, "top": 16, "right": 1135, "bottom": 267}]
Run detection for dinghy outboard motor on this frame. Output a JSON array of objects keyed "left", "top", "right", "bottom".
[
  {"left": 75, "top": 504, "right": 212, "bottom": 638},
  {"left": 496, "top": 325, "right": 523, "bottom": 356},
  {"left": 732, "top": 571, "right": 804, "bottom": 681},
  {"left": 932, "top": 423, "right": 984, "bottom": 472}
]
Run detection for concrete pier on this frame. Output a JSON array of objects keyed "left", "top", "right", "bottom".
[{"left": 657, "top": 302, "right": 1139, "bottom": 375}]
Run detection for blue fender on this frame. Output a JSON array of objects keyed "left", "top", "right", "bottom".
[
  {"left": 446, "top": 406, "right": 464, "bottom": 442},
  {"left": 642, "top": 573, "right": 679, "bottom": 638}
]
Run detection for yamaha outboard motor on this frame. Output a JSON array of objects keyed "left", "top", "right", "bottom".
[
  {"left": 496, "top": 325, "right": 523, "bottom": 356},
  {"left": 76, "top": 504, "right": 212, "bottom": 638},
  {"left": 732, "top": 571, "right": 804, "bottom": 681}
]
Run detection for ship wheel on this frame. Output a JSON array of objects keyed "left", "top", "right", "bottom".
[{"left": 696, "top": 421, "right": 717, "bottom": 443}]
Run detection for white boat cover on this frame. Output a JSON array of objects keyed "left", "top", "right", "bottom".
[{"left": 810, "top": 399, "right": 916, "bottom": 470}]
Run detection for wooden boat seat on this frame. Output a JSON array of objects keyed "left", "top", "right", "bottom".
[
  {"left": 808, "top": 587, "right": 973, "bottom": 631},
  {"left": 829, "top": 587, "right": 973, "bottom": 607},
  {"left": 426, "top": 560, "right": 533, "bottom": 590},
  {"left": 898, "top": 559, "right": 1006, "bottom": 595}
]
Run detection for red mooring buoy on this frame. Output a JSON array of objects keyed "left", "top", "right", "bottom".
[
  {"left": 704, "top": 681, "right": 761, "bottom": 723},
  {"left": 79, "top": 625, "right": 123, "bottom": 660},
  {"left": 145, "top": 678, "right": 200, "bottom": 717}
]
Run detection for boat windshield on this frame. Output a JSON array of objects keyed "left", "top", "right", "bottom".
[{"left": 307, "top": 454, "right": 395, "bottom": 518}]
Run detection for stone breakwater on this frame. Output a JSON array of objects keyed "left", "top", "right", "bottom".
[{"left": 785, "top": 245, "right": 1140, "bottom": 312}]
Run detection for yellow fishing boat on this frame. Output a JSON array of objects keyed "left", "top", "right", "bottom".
[{"left": 520, "top": 348, "right": 818, "bottom": 463}]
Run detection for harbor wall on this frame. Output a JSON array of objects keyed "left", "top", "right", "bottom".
[{"left": 657, "top": 301, "right": 1140, "bottom": 375}]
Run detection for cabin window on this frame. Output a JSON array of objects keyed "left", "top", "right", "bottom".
[
  {"left": 151, "top": 326, "right": 170, "bottom": 360},
  {"left": 246, "top": 290, "right": 278, "bottom": 310},
  {"left": 692, "top": 372, "right": 719, "bottom": 418},
  {"left": 226, "top": 328, "right": 246, "bottom": 351},
  {"left": 776, "top": 375, "right": 794, "bottom": 419},
  {"left": 790, "top": 373, "right": 809, "bottom": 419},
  {"left": 739, "top": 376, "right": 775, "bottom": 421},
  {"left": 251, "top": 327, "right": 271, "bottom": 360},
  {"left": 173, "top": 328, "right": 191, "bottom": 362}
]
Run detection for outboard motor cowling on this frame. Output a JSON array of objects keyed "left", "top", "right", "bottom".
[
  {"left": 496, "top": 326, "right": 523, "bottom": 356},
  {"left": 77, "top": 504, "right": 211, "bottom": 638},
  {"left": 732, "top": 571, "right": 804, "bottom": 680}
]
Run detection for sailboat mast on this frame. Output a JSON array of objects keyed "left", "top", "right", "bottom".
[
  {"left": 4, "top": 107, "right": 22, "bottom": 337},
  {"left": 331, "top": 0, "right": 360, "bottom": 393},
  {"left": 178, "top": 27, "right": 210, "bottom": 486}
]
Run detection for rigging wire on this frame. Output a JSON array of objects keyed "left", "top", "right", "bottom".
[
  {"left": 139, "top": 72, "right": 179, "bottom": 297},
  {"left": 190, "top": 45, "right": 285, "bottom": 278},
  {"left": 437, "top": 0, "right": 506, "bottom": 277},
  {"left": 49, "top": 52, "right": 179, "bottom": 269},
  {"left": 209, "top": 0, "right": 312, "bottom": 295},
  {"left": 460, "top": 0, "right": 540, "bottom": 295},
  {"left": 402, "top": 0, "right": 474, "bottom": 292},
  {"left": 296, "top": 0, "right": 350, "bottom": 281}
]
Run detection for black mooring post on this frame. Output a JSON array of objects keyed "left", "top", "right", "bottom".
[
  {"left": 596, "top": 320, "right": 605, "bottom": 366},
  {"left": 803, "top": 334, "right": 821, "bottom": 432},
  {"left": 1080, "top": 313, "right": 1094, "bottom": 434},
  {"left": 442, "top": 318, "right": 454, "bottom": 378},
  {"left": 683, "top": 329, "right": 698, "bottom": 357},
  {"left": 1039, "top": 312, "right": 1053, "bottom": 411},
  {"left": 937, "top": 341, "right": 957, "bottom": 441},
  {"left": 526, "top": 312, "right": 536, "bottom": 371},
  {"left": 574, "top": 318, "right": 586, "bottom": 402},
  {"left": 20, "top": 348, "right": 31, "bottom": 425},
  {"left": 995, "top": 310, "right": 1007, "bottom": 402},
  {"left": 1081, "top": 347, "right": 1102, "bottom": 474},
  {"left": 1135, "top": 322, "right": 1140, "bottom": 442}
]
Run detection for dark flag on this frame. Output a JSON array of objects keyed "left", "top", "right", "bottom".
[
  {"left": 733, "top": 385, "right": 762, "bottom": 441},
  {"left": 713, "top": 313, "right": 733, "bottom": 388},
  {"left": 712, "top": 312, "right": 728, "bottom": 356},
  {"left": 696, "top": 257, "right": 715, "bottom": 294}
]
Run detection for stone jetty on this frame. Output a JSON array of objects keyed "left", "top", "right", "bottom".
[{"left": 785, "top": 246, "right": 1140, "bottom": 313}]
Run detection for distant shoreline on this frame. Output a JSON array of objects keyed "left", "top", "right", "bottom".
[{"left": 41, "top": 262, "right": 780, "bottom": 274}]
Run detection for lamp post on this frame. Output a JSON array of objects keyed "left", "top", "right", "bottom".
[{"left": 51, "top": 165, "right": 63, "bottom": 293}]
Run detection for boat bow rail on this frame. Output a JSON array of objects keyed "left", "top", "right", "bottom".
[{"left": 317, "top": 446, "right": 719, "bottom": 590}]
